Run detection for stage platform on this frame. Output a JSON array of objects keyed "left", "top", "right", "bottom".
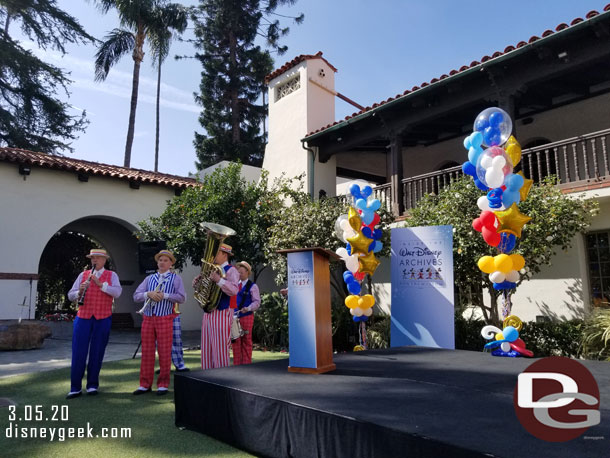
[{"left": 174, "top": 347, "right": 609, "bottom": 458}]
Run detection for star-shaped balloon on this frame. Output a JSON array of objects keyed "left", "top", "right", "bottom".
[
  {"left": 516, "top": 171, "right": 533, "bottom": 202},
  {"left": 494, "top": 203, "right": 531, "bottom": 238},
  {"left": 348, "top": 206, "right": 361, "bottom": 232},
  {"left": 346, "top": 231, "right": 373, "bottom": 256},
  {"left": 505, "top": 136, "right": 521, "bottom": 167},
  {"left": 358, "top": 251, "right": 380, "bottom": 276}
]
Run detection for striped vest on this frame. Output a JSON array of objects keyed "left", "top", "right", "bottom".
[
  {"left": 237, "top": 280, "right": 254, "bottom": 317},
  {"left": 143, "top": 272, "right": 177, "bottom": 317},
  {"left": 216, "top": 265, "right": 238, "bottom": 311},
  {"left": 77, "top": 270, "right": 114, "bottom": 319}
]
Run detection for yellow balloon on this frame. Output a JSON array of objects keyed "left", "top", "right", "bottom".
[
  {"left": 495, "top": 204, "right": 531, "bottom": 238},
  {"left": 358, "top": 294, "right": 375, "bottom": 309},
  {"left": 345, "top": 295, "right": 360, "bottom": 309},
  {"left": 478, "top": 256, "right": 495, "bottom": 274},
  {"left": 358, "top": 251, "right": 381, "bottom": 276},
  {"left": 348, "top": 206, "right": 362, "bottom": 232},
  {"left": 505, "top": 136, "right": 522, "bottom": 167},
  {"left": 510, "top": 254, "right": 526, "bottom": 271},
  {"left": 517, "top": 171, "right": 533, "bottom": 202},
  {"left": 346, "top": 231, "right": 374, "bottom": 256},
  {"left": 503, "top": 315, "right": 523, "bottom": 331},
  {"left": 495, "top": 332, "right": 505, "bottom": 341},
  {"left": 353, "top": 345, "right": 365, "bottom": 351},
  {"left": 494, "top": 254, "right": 513, "bottom": 273}
]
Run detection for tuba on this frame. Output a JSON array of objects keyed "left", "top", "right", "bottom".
[{"left": 193, "top": 222, "right": 236, "bottom": 313}]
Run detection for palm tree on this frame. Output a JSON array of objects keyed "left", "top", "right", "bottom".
[
  {"left": 93, "top": 0, "right": 187, "bottom": 168},
  {"left": 148, "top": 4, "right": 186, "bottom": 172}
]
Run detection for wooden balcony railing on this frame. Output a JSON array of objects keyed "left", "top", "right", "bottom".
[{"left": 371, "top": 127, "right": 610, "bottom": 213}]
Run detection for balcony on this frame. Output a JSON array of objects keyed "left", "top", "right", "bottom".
[{"left": 372, "top": 128, "right": 610, "bottom": 214}]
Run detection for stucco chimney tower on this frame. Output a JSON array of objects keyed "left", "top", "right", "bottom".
[{"left": 262, "top": 52, "right": 337, "bottom": 197}]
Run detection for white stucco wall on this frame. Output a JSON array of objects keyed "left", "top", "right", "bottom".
[
  {"left": 0, "top": 163, "right": 203, "bottom": 330},
  {"left": 194, "top": 160, "right": 262, "bottom": 183},
  {"left": 263, "top": 58, "right": 337, "bottom": 198}
]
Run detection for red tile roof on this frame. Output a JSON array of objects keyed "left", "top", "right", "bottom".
[
  {"left": 304, "top": 4, "right": 610, "bottom": 139},
  {"left": 265, "top": 51, "right": 338, "bottom": 84},
  {"left": 0, "top": 147, "right": 198, "bottom": 189}
]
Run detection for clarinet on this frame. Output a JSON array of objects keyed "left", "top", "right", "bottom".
[{"left": 77, "top": 265, "right": 94, "bottom": 306}]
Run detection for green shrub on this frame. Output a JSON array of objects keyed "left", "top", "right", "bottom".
[
  {"left": 520, "top": 320, "right": 583, "bottom": 358},
  {"left": 366, "top": 314, "right": 391, "bottom": 349},
  {"left": 580, "top": 308, "right": 610, "bottom": 360},
  {"left": 252, "top": 292, "right": 288, "bottom": 350}
]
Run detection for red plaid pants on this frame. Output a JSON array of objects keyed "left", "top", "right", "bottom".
[
  {"left": 140, "top": 314, "right": 173, "bottom": 389},
  {"left": 232, "top": 314, "right": 254, "bottom": 365}
]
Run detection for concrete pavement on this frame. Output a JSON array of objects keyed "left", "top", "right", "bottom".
[{"left": 0, "top": 321, "right": 201, "bottom": 378}]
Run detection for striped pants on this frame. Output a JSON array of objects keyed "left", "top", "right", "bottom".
[
  {"left": 140, "top": 314, "right": 173, "bottom": 389},
  {"left": 232, "top": 314, "right": 254, "bottom": 365},
  {"left": 201, "top": 308, "right": 232, "bottom": 370}
]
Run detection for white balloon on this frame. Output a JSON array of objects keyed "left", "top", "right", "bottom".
[
  {"left": 363, "top": 307, "right": 373, "bottom": 317},
  {"left": 477, "top": 196, "right": 492, "bottom": 211},
  {"left": 492, "top": 155, "right": 506, "bottom": 168},
  {"left": 489, "top": 271, "right": 506, "bottom": 283},
  {"left": 505, "top": 270, "right": 520, "bottom": 283},
  {"left": 335, "top": 247, "right": 348, "bottom": 260},
  {"left": 353, "top": 307, "right": 364, "bottom": 317},
  {"left": 501, "top": 342, "right": 511, "bottom": 352},
  {"left": 346, "top": 255, "right": 360, "bottom": 273},
  {"left": 486, "top": 169, "right": 504, "bottom": 188},
  {"left": 481, "top": 155, "right": 494, "bottom": 169},
  {"left": 481, "top": 325, "right": 502, "bottom": 339}
]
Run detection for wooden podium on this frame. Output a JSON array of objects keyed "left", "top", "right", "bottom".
[{"left": 278, "top": 247, "right": 338, "bottom": 374}]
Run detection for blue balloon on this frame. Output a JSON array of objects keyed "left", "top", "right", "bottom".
[
  {"left": 462, "top": 161, "right": 476, "bottom": 177},
  {"left": 468, "top": 146, "right": 483, "bottom": 165},
  {"left": 498, "top": 233, "right": 516, "bottom": 254},
  {"left": 349, "top": 184, "right": 362, "bottom": 200},
  {"left": 489, "top": 111, "right": 504, "bottom": 127},
  {"left": 347, "top": 281, "right": 361, "bottom": 295},
  {"left": 361, "top": 186, "right": 373, "bottom": 198},
  {"left": 361, "top": 227, "right": 372, "bottom": 239},
  {"left": 483, "top": 127, "right": 501, "bottom": 146},
  {"left": 470, "top": 131, "right": 484, "bottom": 148},
  {"left": 343, "top": 271, "right": 354, "bottom": 282},
  {"left": 372, "top": 241, "right": 383, "bottom": 253},
  {"left": 502, "top": 190, "right": 520, "bottom": 208},
  {"left": 502, "top": 326, "right": 519, "bottom": 342},
  {"left": 372, "top": 229, "right": 383, "bottom": 240},
  {"left": 493, "top": 281, "right": 517, "bottom": 290},
  {"left": 474, "top": 179, "right": 488, "bottom": 191},
  {"left": 475, "top": 118, "right": 489, "bottom": 132},
  {"left": 487, "top": 188, "right": 503, "bottom": 209},
  {"left": 346, "top": 242, "right": 352, "bottom": 256},
  {"left": 505, "top": 173, "right": 524, "bottom": 191},
  {"left": 463, "top": 135, "right": 472, "bottom": 150},
  {"left": 353, "top": 315, "right": 368, "bottom": 322}
]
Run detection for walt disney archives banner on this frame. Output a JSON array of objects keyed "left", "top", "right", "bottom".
[{"left": 390, "top": 225, "right": 455, "bottom": 349}]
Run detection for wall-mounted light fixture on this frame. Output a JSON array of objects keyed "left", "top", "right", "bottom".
[
  {"left": 129, "top": 180, "right": 140, "bottom": 190},
  {"left": 18, "top": 163, "right": 31, "bottom": 179}
]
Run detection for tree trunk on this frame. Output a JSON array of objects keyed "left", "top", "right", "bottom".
[
  {"left": 124, "top": 26, "right": 145, "bottom": 168},
  {"left": 228, "top": 30, "right": 240, "bottom": 144},
  {"left": 154, "top": 56, "right": 161, "bottom": 172},
  {"left": 3, "top": 13, "right": 10, "bottom": 37}
]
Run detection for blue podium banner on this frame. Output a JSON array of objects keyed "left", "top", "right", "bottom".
[
  {"left": 287, "top": 251, "right": 317, "bottom": 368},
  {"left": 390, "top": 225, "right": 455, "bottom": 349}
]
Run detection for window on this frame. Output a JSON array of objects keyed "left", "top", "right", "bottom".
[
  {"left": 586, "top": 231, "right": 610, "bottom": 307},
  {"left": 275, "top": 75, "right": 300, "bottom": 101}
]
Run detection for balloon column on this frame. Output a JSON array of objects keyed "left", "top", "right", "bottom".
[
  {"left": 334, "top": 184, "right": 384, "bottom": 350},
  {"left": 462, "top": 107, "right": 534, "bottom": 357},
  {"left": 480, "top": 315, "right": 533, "bottom": 357}
]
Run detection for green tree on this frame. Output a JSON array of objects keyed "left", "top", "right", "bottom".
[
  {"left": 404, "top": 176, "right": 599, "bottom": 324},
  {"left": 137, "top": 162, "right": 299, "bottom": 278},
  {"left": 93, "top": 0, "right": 187, "bottom": 168},
  {"left": 190, "top": 0, "right": 303, "bottom": 169},
  {"left": 266, "top": 194, "right": 394, "bottom": 298},
  {"left": 0, "top": 0, "right": 94, "bottom": 153}
]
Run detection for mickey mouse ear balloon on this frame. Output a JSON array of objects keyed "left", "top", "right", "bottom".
[{"left": 473, "top": 107, "right": 513, "bottom": 147}]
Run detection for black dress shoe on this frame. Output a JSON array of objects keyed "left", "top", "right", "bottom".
[
  {"left": 86, "top": 389, "right": 98, "bottom": 396},
  {"left": 155, "top": 369, "right": 160, "bottom": 374},
  {"left": 132, "top": 388, "right": 151, "bottom": 395},
  {"left": 176, "top": 367, "right": 190, "bottom": 372},
  {"left": 66, "top": 391, "right": 82, "bottom": 400},
  {"left": 157, "top": 390, "right": 169, "bottom": 396}
]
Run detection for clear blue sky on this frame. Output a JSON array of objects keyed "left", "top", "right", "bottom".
[{"left": 22, "top": 0, "right": 609, "bottom": 177}]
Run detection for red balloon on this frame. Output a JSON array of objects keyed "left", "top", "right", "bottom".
[
  {"left": 480, "top": 211, "right": 497, "bottom": 229},
  {"left": 472, "top": 218, "right": 483, "bottom": 232},
  {"left": 353, "top": 272, "right": 366, "bottom": 281},
  {"left": 482, "top": 226, "right": 501, "bottom": 247}
]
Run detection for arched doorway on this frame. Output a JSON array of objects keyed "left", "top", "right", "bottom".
[{"left": 36, "top": 216, "right": 141, "bottom": 320}]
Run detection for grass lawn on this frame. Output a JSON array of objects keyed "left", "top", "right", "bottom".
[{"left": 0, "top": 350, "right": 288, "bottom": 457}]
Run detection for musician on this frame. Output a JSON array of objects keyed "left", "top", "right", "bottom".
[
  {"left": 232, "top": 261, "right": 260, "bottom": 365},
  {"left": 66, "top": 249, "right": 122, "bottom": 399},
  {"left": 133, "top": 250, "right": 185, "bottom": 396},
  {"left": 196, "top": 243, "right": 239, "bottom": 369}
]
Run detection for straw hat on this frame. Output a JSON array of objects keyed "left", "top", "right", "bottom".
[
  {"left": 86, "top": 249, "right": 110, "bottom": 258},
  {"left": 154, "top": 250, "right": 176, "bottom": 264},
  {"left": 219, "top": 243, "right": 233, "bottom": 256},
  {"left": 236, "top": 261, "right": 252, "bottom": 274}
]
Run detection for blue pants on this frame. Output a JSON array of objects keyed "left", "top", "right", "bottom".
[
  {"left": 171, "top": 315, "right": 186, "bottom": 369},
  {"left": 70, "top": 316, "right": 112, "bottom": 392}
]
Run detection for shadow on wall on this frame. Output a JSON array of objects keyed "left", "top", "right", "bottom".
[{"left": 528, "top": 278, "right": 587, "bottom": 321}]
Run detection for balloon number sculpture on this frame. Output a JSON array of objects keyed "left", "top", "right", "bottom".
[
  {"left": 334, "top": 184, "right": 384, "bottom": 350},
  {"left": 462, "top": 107, "right": 534, "bottom": 357}
]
